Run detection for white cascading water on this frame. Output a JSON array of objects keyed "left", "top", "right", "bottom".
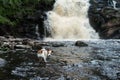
[
  {"left": 112, "top": 0, "right": 117, "bottom": 9},
  {"left": 35, "top": 24, "right": 41, "bottom": 40},
  {"left": 44, "top": 0, "right": 99, "bottom": 40}
]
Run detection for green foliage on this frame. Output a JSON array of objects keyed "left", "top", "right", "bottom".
[
  {"left": 0, "top": 46, "right": 9, "bottom": 51},
  {"left": 0, "top": 0, "right": 46, "bottom": 26},
  {"left": 0, "top": 15, "right": 14, "bottom": 25},
  {"left": 41, "top": 0, "right": 55, "bottom": 4}
]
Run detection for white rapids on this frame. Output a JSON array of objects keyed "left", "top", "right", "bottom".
[{"left": 44, "top": 0, "right": 99, "bottom": 40}]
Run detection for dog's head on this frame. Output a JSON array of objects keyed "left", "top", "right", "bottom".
[
  {"left": 47, "top": 49, "right": 53, "bottom": 56},
  {"left": 37, "top": 48, "right": 53, "bottom": 56}
]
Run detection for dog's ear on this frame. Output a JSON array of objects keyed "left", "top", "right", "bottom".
[{"left": 47, "top": 49, "right": 53, "bottom": 54}]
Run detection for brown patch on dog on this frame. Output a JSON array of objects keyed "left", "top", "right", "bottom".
[{"left": 37, "top": 50, "right": 43, "bottom": 54}]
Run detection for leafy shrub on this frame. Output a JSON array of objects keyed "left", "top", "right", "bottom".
[{"left": 0, "top": 0, "right": 54, "bottom": 26}]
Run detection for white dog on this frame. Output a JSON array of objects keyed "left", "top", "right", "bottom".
[{"left": 37, "top": 48, "right": 53, "bottom": 62}]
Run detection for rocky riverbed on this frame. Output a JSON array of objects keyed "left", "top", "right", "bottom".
[{"left": 0, "top": 37, "right": 120, "bottom": 80}]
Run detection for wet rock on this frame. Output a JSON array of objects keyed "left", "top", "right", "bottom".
[
  {"left": 1, "top": 42, "right": 10, "bottom": 47},
  {"left": 0, "top": 58, "right": 6, "bottom": 67},
  {"left": 75, "top": 41, "right": 88, "bottom": 47},
  {"left": 55, "top": 75, "right": 65, "bottom": 80},
  {"left": 0, "top": 36, "right": 8, "bottom": 46},
  {"left": 0, "top": 40, "right": 120, "bottom": 79},
  {"left": 22, "top": 38, "right": 31, "bottom": 45},
  {"left": 51, "top": 42, "right": 65, "bottom": 47},
  {"left": 0, "top": 36, "right": 8, "bottom": 42},
  {"left": 34, "top": 42, "right": 50, "bottom": 47},
  {"left": 98, "top": 61, "right": 120, "bottom": 80},
  {"left": 9, "top": 38, "right": 23, "bottom": 43},
  {"left": 30, "top": 76, "right": 49, "bottom": 80},
  {"left": 0, "top": 37, "right": 40, "bottom": 50},
  {"left": 117, "top": 72, "right": 120, "bottom": 79},
  {"left": 14, "top": 45, "right": 31, "bottom": 49}
]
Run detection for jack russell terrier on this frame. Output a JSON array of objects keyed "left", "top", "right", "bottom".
[{"left": 37, "top": 48, "right": 53, "bottom": 62}]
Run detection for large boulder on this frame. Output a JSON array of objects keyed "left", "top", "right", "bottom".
[{"left": 75, "top": 41, "right": 88, "bottom": 47}]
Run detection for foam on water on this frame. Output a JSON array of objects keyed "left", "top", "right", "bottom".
[{"left": 44, "top": 0, "right": 99, "bottom": 40}]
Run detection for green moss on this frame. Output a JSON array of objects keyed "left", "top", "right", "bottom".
[
  {"left": 0, "top": 0, "right": 54, "bottom": 26},
  {"left": 0, "top": 15, "right": 16, "bottom": 26},
  {"left": 0, "top": 46, "right": 9, "bottom": 51}
]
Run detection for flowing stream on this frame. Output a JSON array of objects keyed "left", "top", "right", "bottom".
[
  {"left": 0, "top": 39, "right": 120, "bottom": 80},
  {"left": 35, "top": 24, "right": 41, "bottom": 40}
]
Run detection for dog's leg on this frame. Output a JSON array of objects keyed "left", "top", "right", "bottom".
[{"left": 43, "top": 56, "right": 47, "bottom": 62}]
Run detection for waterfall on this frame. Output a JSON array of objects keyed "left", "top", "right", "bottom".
[
  {"left": 35, "top": 24, "right": 41, "bottom": 40},
  {"left": 44, "top": 0, "right": 99, "bottom": 40},
  {"left": 108, "top": 0, "right": 119, "bottom": 10},
  {"left": 112, "top": 0, "right": 117, "bottom": 9}
]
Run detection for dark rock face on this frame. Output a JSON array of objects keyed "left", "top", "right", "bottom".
[{"left": 89, "top": 0, "right": 120, "bottom": 39}]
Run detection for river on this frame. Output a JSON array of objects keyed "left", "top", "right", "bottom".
[{"left": 0, "top": 39, "right": 120, "bottom": 80}]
